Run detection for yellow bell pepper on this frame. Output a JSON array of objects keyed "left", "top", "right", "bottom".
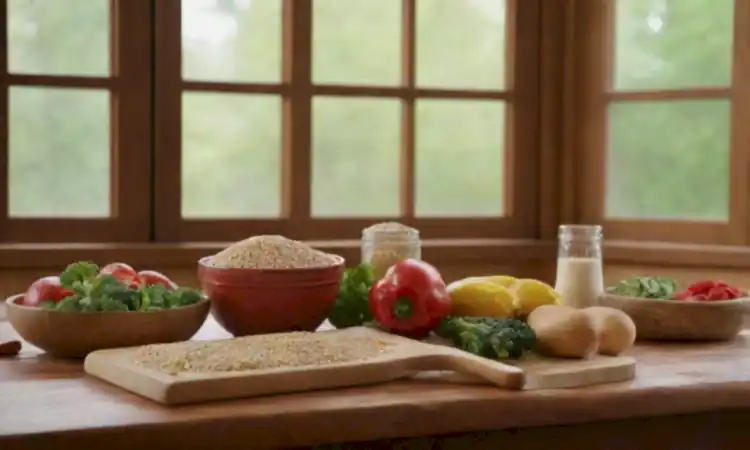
[
  {"left": 446, "top": 277, "right": 517, "bottom": 318},
  {"left": 512, "top": 278, "right": 562, "bottom": 316}
]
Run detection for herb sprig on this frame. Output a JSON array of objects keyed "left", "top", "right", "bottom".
[{"left": 327, "top": 263, "right": 376, "bottom": 328}]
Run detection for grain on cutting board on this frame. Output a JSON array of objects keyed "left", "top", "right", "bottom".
[
  {"left": 133, "top": 331, "right": 393, "bottom": 375},
  {"left": 208, "top": 234, "right": 339, "bottom": 269}
]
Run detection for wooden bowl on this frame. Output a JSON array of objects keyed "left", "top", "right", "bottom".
[
  {"left": 197, "top": 255, "right": 345, "bottom": 336},
  {"left": 6, "top": 294, "right": 210, "bottom": 358},
  {"left": 598, "top": 292, "right": 747, "bottom": 341}
]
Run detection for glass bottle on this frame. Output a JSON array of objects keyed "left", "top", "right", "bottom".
[
  {"left": 554, "top": 224, "right": 604, "bottom": 309},
  {"left": 361, "top": 222, "right": 421, "bottom": 279}
]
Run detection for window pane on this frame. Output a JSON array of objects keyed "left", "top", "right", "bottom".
[
  {"left": 182, "top": 0, "right": 281, "bottom": 83},
  {"left": 9, "top": 87, "right": 110, "bottom": 217},
  {"left": 606, "top": 100, "right": 730, "bottom": 220},
  {"left": 8, "top": 0, "right": 109, "bottom": 76},
  {"left": 181, "top": 93, "right": 282, "bottom": 218},
  {"left": 416, "top": 0, "right": 507, "bottom": 90},
  {"left": 313, "top": 0, "right": 401, "bottom": 85},
  {"left": 415, "top": 100, "right": 505, "bottom": 217},
  {"left": 614, "top": 0, "right": 733, "bottom": 90},
  {"left": 312, "top": 98, "right": 401, "bottom": 217}
]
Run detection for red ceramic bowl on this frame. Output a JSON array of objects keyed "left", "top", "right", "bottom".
[{"left": 197, "top": 255, "right": 345, "bottom": 336}]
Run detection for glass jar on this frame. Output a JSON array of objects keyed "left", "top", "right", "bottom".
[
  {"left": 361, "top": 222, "right": 421, "bottom": 279},
  {"left": 554, "top": 224, "right": 604, "bottom": 309}
]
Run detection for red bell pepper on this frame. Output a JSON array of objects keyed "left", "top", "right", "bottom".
[{"left": 369, "top": 259, "right": 451, "bottom": 339}]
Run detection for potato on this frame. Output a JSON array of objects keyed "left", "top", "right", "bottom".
[
  {"left": 526, "top": 305, "right": 598, "bottom": 359},
  {"left": 583, "top": 306, "right": 636, "bottom": 356}
]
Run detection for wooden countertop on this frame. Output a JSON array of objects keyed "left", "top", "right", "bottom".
[{"left": 2, "top": 319, "right": 750, "bottom": 450}]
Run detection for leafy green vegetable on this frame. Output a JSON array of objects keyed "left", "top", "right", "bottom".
[
  {"left": 59, "top": 261, "right": 100, "bottom": 290},
  {"left": 436, "top": 316, "right": 536, "bottom": 360},
  {"left": 328, "top": 263, "right": 376, "bottom": 329},
  {"left": 42, "top": 261, "right": 204, "bottom": 313},
  {"left": 607, "top": 276, "right": 678, "bottom": 299}
]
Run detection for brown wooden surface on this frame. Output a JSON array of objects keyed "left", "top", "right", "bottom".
[
  {"left": 299, "top": 412, "right": 750, "bottom": 450},
  {"left": 2, "top": 316, "right": 750, "bottom": 449}
]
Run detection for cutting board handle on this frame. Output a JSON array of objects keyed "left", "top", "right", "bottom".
[{"left": 407, "top": 347, "right": 525, "bottom": 390}]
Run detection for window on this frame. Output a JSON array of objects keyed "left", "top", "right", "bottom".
[
  {"left": 572, "top": 0, "right": 750, "bottom": 245},
  {"left": 3, "top": 0, "right": 748, "bottom": 263},
  {"left": 0, "top": 0, "right": 152, "bottom": 242},
  {"left": 0, "top": 0, "right": 540, "bottom": 244},
  {"left": 153, "top": 0, "right": 540, "bottom": 242}
]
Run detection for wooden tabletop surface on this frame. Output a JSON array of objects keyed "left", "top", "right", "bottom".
[{"left": 2, "top": 318, "right": 750, "bottom": 449}]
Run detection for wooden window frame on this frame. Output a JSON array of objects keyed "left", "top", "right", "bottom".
[
  {"left": 570, "top": 0, "right": 750, "bottom": 246},
  {"left": 4, "top": 0, "right": 750, "bottom": 272},
  {"left": 0, "top": 0, "right": 153, "bottom": 243},
  {"left": 153, "top": 0, "right": 542, "bottom": 243}
]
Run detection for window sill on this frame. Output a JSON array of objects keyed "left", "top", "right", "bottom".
[
  {"left": 0, "top": 239, "right": 553, "bottom": 269},
  {"left": 0, "top": 239, "right": 747, "bottom": 270},
  {"left": 603, "top": 241, "right": 750, "bottom": 270}
]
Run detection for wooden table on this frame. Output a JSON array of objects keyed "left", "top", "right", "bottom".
[{"left": 2, "top": 319, "right": 750, "bottom": 450}]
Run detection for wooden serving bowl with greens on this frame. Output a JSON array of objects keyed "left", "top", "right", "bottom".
[
  {"left": 598, "top": 276, "right": 748, "bottom": 341},
  {"left": 6, "top": 261, "right": 210, "bottom": 358}
]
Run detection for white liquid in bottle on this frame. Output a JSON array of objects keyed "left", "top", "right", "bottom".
[
  {"left": 554, "top": 225, "right": 605, "bottom": 309},
  {"left": 555, "top": 256, "right": 604, "bottom": 309}
]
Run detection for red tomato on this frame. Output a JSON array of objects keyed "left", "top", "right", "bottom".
[
  {"left": 24, "top": 276, "right": 74, "bottom": 307},
  {"left": 100, "top": 262, "right": 141, "bottom": 288},
  {"left": 138, "top": 270, "right": 178, "bottom": 290}
]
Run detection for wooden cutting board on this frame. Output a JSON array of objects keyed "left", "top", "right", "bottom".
[
  {"left": 419, "top": 334, "right": 636, "bottom": 390},
  {"left": 84, "top": 326, "right": 635, "bottom": 406},
  {"left": 416, "top": 353, "right": 635, "bottom": 390}
]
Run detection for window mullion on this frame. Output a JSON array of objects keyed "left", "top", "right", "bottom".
[
  {"left": 282, "top": 0, "right": 312, "bottom": 223},
  {"left": 110, "top": 0, "right": 153, "bottom": 241},
  {"left": 731, "top": 0, "right": 750, "bottom": 244},
  {"left": 0, "top": 0, "right": 8, "bottom": 233},
  {"left": 399, "top": 0, "right": 416, "bottom": 218},
  {"left": 508, "top": 0, "right": 542, "bottom": 237},
  {"left": 575, "top": 0, "right": 608, "bottom": 226},
  {"left": 153, "top": 0, "right": 184, "bottom": 242}
]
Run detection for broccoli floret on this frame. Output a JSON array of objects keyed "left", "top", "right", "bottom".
[
  {"left": 164, "top": 287, "right": 203, "bottom": 308},
  {"left": 54, "top": 295, "right": 85, "bottom": 313},
  {"left": 47, "top": 260, "right": 203, "bottom": 312},
  {"left": 59, "top": 261, "right": 100, "bottom": 291},
  {"left": 436, "top": 317, "right": 536, "bottom": 360}
]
